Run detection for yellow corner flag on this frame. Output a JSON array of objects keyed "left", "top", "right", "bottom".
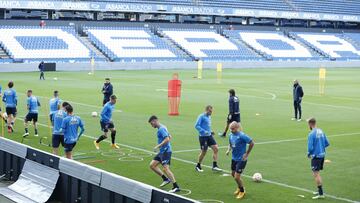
[
  {"left": 319, "top": 67, "right": 326, "bottom": 95},
  {"left": 197, "top": 60, "right": 203, "bottom": 79},
  {"left": 216, "top": 63, "right": 222, "bottom": 84}
]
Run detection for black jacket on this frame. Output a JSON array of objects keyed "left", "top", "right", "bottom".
[
  {"left": 293, "top": 84, "right": 304, "bottom": 101},
  {"left": 102, "top": 83, "right": 113, "bottom": 99}
]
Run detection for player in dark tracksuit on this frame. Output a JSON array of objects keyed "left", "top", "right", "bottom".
[
  {"left": 292, "top": 80, "right": 304, "bottom": 121},
  {"left": 221, "top": 89, "right": 240, "bottom": 138},
  {"left": 102, "top": 78, "right": 113, "bottom": 106},
  {"left": 39, "top": 61, "right": 45, "bottom": 80}
]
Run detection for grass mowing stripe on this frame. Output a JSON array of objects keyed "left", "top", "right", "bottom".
[
  {"left": 14, "top": 118, "right": 359, "bottom": 203},
  {"left": 172, "top": 132, "right": 360, "bottom": 153}
]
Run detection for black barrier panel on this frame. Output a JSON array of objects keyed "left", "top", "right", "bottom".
[
  {"left": 0, "top": 150, "right": 25, "bottom": 181},
  {"left": 44, "top": 63, "right": 56, "bottom": 71},
  {"left": 151, "top": 189, "right": 196, "bottom": 203},
  {"left": 26, "top": 148, "right": 60, "bottom": 170},
  {"left": 53, "top": 173, "right": 143, "bottom": 203}
]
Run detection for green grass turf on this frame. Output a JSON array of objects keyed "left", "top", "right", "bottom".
[{"left": 0, "top": 68, "right": 360, "bottom": 203}]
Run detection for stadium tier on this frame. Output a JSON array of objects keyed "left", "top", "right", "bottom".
[
  {"left": 0, "top": 26, "right": 101, "bottom": 63},
  {"left": 20, "top": 0, "right": 360, "bottom": 16},
  {"left": 1, "top": 25, "right": 360, "bottom": 62},
  {"left": 290, "top": 32, "right": 360, "bottom": 60},
  {"left": 160, "top": 28, "right": 261, "bottom": 61},
  {"left": 84, "top": 27, "right": 190, "bottom": 62}
]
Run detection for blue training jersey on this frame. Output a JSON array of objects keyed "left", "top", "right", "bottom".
[
  {"left": 157, "top": 125, "right": 172, "bottom": 153},
  {"left": 308, "top": 128, "right": 329, "bottom": 158},
  {"left": 27, "top": 96, "right": 40, "bottom": 113},
  {"left": 195, "top": 113, "right": 211, "bottom": 137},
  {"left": 61, "top": 115, "right": 84, "bottom": 144},
  {"left": 229, "top": 131, "right": 252, "bottom": 161},
  {"left": 2, "top": 88, "right": 17, "bottom": 108},
  {"left": 49, "top": 97, "right": 61, "bottom": 115},
  {"left": 52, "top": 109, "right": 67, "bottom": 135},
  {"left": 100, "top": 102, "right": 114, "bottom": 123}
]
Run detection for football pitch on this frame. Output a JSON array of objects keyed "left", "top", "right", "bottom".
[{"left": 0, "top": 68, "right": 359, "bottom": 203}]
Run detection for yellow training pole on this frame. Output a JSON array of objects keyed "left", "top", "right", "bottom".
[
  {"left": 216, "top": 63, "right": 223, "bottom": 84},
  {"left": 197, "top": 60, "right": 203, "bottom": 79},
  {"left": 319, "top": 67, "right": 326, "bottom": 95},
  {"left": 90, "top": 57, "right": 95, "bottom": 75}
]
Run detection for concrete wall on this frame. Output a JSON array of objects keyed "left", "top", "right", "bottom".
[{"left": 1, "top": 60, "right": 360, "bottom": 72}]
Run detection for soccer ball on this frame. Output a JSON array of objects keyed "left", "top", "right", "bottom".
[
  {"left": 53, "top": 77, "right": 58, "bottom": 81},
  {"left": 91, "top": 112, "right": 98, "bottom": 117},
  {"left": 1, "top": 112, "right": 8, "bottom": 120},
  {"left": 252, "top": 173, "right": 262, "bottom": 182}
]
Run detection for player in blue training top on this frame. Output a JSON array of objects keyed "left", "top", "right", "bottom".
[
  {"left": 23, "top": 90, "right": 40, "bottom": 137},
  {"left": 49, "top": 90, "right": 62, "bottom": 126},
  {"left": 51, "top": 101, "right": 69, "bottom": 156},
  {"left": 194, "top": 105, "right": 222, "bottom": 172},
  {"left": 61, "top": 105, "right": 84, "bottom": 159},
  {"left": 0, "top": 84, "right": 3, "bottom": 122},
  {"left": 148, "top": 115, "right": 180, "bottom": 193},
  {"left": 307, "top": 118, "right": 330, "bottom": 200},
  {"left": 221, "top": 89, "right": 241, "bottom": 138},
  {"left": 226, "top": 122, "right": 254, "bottom": 200},
  {"left": 94, "top": 95, "right": 119, "bottom": 150},
  {"left": 2, "top": 81, "right": 17, "bottom": 133}
]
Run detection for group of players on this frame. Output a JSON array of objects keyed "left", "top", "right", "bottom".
[{"left": 0, "top": 78, "right": 330, "bottom": 199}]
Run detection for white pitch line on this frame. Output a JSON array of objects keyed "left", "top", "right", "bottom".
[
  {"left": 155, "top": 89, "right": 168, "bottom": 92},
  {"left": 13, "top": 119, "right": 360, "bottom": 203},
  {"left": 265, "top": 92, "right": 277, "bottom": 100},
  {"left": 172, "top": 132, "right": 360, "bottom": 153}
]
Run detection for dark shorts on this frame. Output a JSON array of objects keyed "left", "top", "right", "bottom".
[
  {"left": 25, "top": 113, "right": 38, "bottom": 122},
  {"left": 6, "top": 107, "right": 17, "bottom": 116},
  {"left": 227, "top": 114, "right": 240, "bottom": 124},
  {"left": 64, "top": 142, "right": 77, "bottom": 153},
  {"left": 52, "top": 134, "right": 64, "bottom": 148},
  {"left": 49, "top": 114, "right": 54, "bottom": 124},
  {"left": 100, "top": 121, "right": 114, "bottom": 132},
  {"left": 311, "top": 157, "right": 324, "bottom": 171},
  {"left": 153, "top": 152, "right": 172, "bottom": 166},
  {"left": 199, "top": 136, "right": 217, "bottom": 151},
  {"left": 103, "top": 98, "right": 110, "bottom": 106},
  {"left": 231, "top": 160, "right": 247, "bottom": 174}
]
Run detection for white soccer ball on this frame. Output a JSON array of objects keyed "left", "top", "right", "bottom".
[
  {"left": 252, "top": 172, "right": 262, "bottom": 182},
  {"left": 53, "top": 77, "right": 58, "bottom": 81},
  {"left": 91, "top": 112, "right": 98, "bottom": 117},
  {"left": 2, "top": 112, "right": 8, "bottom": 119}
]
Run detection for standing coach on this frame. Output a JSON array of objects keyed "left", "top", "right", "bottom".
[
  {"left": 39, "top": 61, "right": 45, "bottom": 80},
  {"left": 292, "top": 80, "right": 304, "bottom": 121},
  {"left": 221, "top": 89, "right": 240, "bottom": 138},
  {"left": 102, "top": 78, "right": 113, "bottom": 106}
]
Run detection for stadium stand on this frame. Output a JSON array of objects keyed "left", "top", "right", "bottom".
[
  {"left": 0, "top": 24, "right": 359, "bottom": 62},
  {"left": 161, "top": 28, "right": 261, "bottom": 61},
  {"left": 290, "top": 32, "right": 360, "bottom": 60},
  {"left": 224, "top": 30, "right": 323, "bottom": 60},
  {"left": 289, "top": 0, "right": 360, "bottom": 15},
  {"left": 84, "top": 27, "right": 190, "bottom": 62},
  {"left": 0, "top": 26, "right": 99, "bottom": 63}
]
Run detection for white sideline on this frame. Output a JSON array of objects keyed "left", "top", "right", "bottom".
[
  {"left": 171, "top": 132, "right": 360, "bottom": 153},
  {"left": 14, "top": 118, "right": 360, "bottom": 203}
]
